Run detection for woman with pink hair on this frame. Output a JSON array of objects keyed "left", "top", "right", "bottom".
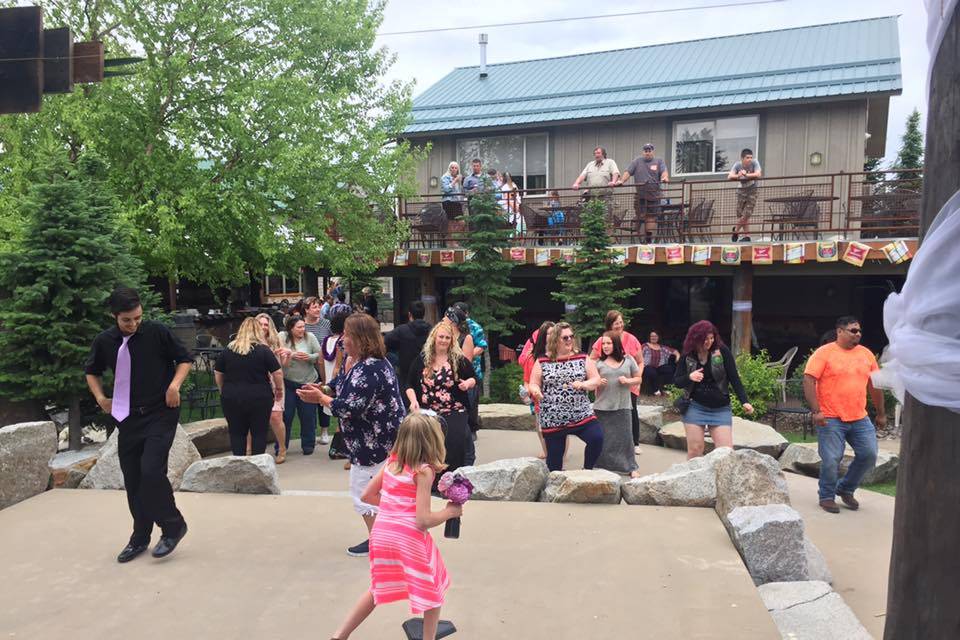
[{"left": 673, "top": 321, "right": 753, "bottom": 459}]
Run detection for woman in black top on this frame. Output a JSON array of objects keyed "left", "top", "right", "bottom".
[
  {"left": 405, "top": 321, "right": 477, "bottom": 473},
  {"left": 215, "top": 317, "right": 283, "bottom": 456},
  {"left": 674, "top": 320, "right": 754, "bottom": 459}
]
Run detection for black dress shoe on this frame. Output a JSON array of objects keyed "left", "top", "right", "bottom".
[
  {"left": 152, "top": 523, "right": 188, "bottom": 558},
  {"left": 117, "top": 542, "right": 149, "bottom": 563}
]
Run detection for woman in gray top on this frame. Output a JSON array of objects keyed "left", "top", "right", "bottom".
[
  {"left": 278, "top": 315, "right": 322, "bottom": 455},
  {"left": 593, "top": 332, "right": 644, "bottom": 476}
]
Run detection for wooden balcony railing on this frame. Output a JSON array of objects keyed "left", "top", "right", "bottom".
[{"left": 396, "top": 169, "right": 921, "bottom": 249}]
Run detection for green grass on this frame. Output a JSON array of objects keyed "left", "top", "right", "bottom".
[
  {"left": 862, "top": 482, "right": 897, "bottom": 497},
  {"left": 781, "top": 431, "right": 818, "bottom": 444}
]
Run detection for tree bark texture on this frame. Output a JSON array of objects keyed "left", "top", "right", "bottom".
[{"left": 884, "top": 7, "right": 960, "bottom": 638}]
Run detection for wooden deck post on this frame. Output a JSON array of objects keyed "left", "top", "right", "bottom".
[
  {"left": 731, "top": 264, "right": 753, "bottom": 356},
  {"left": 420, "top": 268, "right": 438, "bottom": 325},
  {"left": 884, "top": 6, "right": 960, "bottom": 637}
]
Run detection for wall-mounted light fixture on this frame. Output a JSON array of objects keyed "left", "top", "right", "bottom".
[
  {"left": 429, "top": 176, "right": 439, "bottom": 188},
  {"left": 809, "top": 152, "right": 823, "bottom": 166}
]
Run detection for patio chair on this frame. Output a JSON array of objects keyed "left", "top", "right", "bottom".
[
  {"left": 765, "top": 346, "right": 798, "bottom": 403},
  {"left": 410, "top": 203, "right": 448, "bottom": 248},
  {"left": 520, "top": 202, "right": 549, "bottom": 246},
  {"left": 768, "top": 378, "right": 813, "bottom": 441},
  {"left": 684, "top": 198, "right": 715, "bottom": 243}
]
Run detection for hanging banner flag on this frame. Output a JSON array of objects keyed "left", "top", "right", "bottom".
[
  {"left": 465, "top": 250, "right": 476, "bottom": 262},
  {"left": 509, "top": 247, "right": 526, "bottom": 262},
  {"left": 417, "top": 251, "right": 432, "bottom": 267},
  {"left": 636, "top": 246, "right": 656, "bottom": 265},
  {"left": 560, "top": 248, "right": 575, "bottom": 264},
  {"left": 535, "top": 249, "right": 552, "bottom": 266},
  {"left": 784, "top": 243, "right": 806, "bottom": 264},
  {"left": 817, "top": 240, "right": 839, "bottom": 262},
  {"left": 719, "top": 245, "right": 741, "bottom": 266},
  {"left": 439, "top": 250, "right": 455, "bottom": 266},
  {"left": 882, "top": 240, "right": 913, "bottom": 264},
  {"left": 665, "top": 245, "right": 684, "bottom": 265},
  {"left": 612, "top": 248, "right": 627, "bottom": 264},
  {"left": 393, "top": 251, "right": 409, "bottom": 267},
  {"left": 752, "top": 244, "right": 773, "bottom": 265},
  {"left": 841, "top": 241, "right": 871, "bottom": 267},
  {"left": 691, "top": 245, "right": 711, "bottom": 266}
]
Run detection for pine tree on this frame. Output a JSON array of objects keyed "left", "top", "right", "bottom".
[
  {"left": 894, "top": 109, "right": 924, "bottom": 190},
  {"left": 0, "top": 153, "right": 156, "bottom": 449},
  {"left": 451, "top": 179, "right": 524, "bottom": 395},
  {"left": 552, "top": 198, "right": 640, "bottom": 343}
]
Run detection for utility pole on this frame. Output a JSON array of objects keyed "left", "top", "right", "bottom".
[{"left": 884, "top": 6, "right": 960, "bottom": 637}]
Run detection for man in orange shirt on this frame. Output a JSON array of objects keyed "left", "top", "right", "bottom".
[{"left": 803, "top": 316, "right": 886, "bottom": 513}]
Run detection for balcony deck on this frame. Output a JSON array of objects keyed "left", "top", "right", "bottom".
[{"left": 396, "top": 170, "right": 921, "bottom": 255}]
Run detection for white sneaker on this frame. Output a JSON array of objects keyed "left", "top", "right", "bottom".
[
  {"left": 319, "top": 432, "right": 331, "bottom": 445},
  {"left": 654, "top": 390, "right": 662, "bottom": 396},
  {"left": 634, "top": 445, "right": 643, "bottom": 455}
]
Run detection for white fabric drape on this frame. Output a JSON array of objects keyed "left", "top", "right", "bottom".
[{"left": 874, "top": 190, "right": 960, "bottom": 412}]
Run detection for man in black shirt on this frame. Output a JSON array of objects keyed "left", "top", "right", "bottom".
[
  {"left": 85, "top": 288, "right": 193, "bottom": 563},
  {"left": 383, "top": 301, "right": 432, "bottom": 407}
]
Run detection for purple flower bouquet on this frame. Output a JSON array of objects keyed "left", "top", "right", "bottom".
[{"left": 437, "top": 471, "right": 473, "bottom": 539}]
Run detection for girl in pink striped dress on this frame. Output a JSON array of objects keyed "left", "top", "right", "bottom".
[{"left": 331, "top": 413, "right": 462, "bottom": 640}]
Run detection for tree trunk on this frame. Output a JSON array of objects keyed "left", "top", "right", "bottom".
[
  {"left": 483, "top": 348, "right": 491, "bottom": 398},
  {"left": 167, "top": 276, "right": 178, "bottom": 310},
  {"left": 302, "top": 267, "right": 320, "bottom": 297},
  {"left": 731, "top": 264, "right": 753, "bottom": 356},
  {"left": 884, "top": 7, "right": 960, "bottom": 637},
  {"left": 68, "top": 394, "right": 82, "bottom": 451}
]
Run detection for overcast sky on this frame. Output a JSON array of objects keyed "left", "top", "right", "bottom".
[{"left": 375, "top": 0, "right": 928, "bottom": 163}]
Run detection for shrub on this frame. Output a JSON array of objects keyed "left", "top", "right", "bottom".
[
  {"left": 730, "top": 350, "right": 781, "bottom": 418},
  {"left": 488, "top": 362, "right": 525, "bottom": 404}
]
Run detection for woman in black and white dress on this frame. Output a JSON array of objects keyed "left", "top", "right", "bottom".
[{"left": 527, "top": 322, "right": 604, "bottom": 471}]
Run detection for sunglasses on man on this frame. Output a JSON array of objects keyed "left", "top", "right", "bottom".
[{"left": 842, "top": 327, "right": 862, "bottom": 335}]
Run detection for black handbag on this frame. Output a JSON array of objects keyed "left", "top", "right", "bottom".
[{"left": 673, "top": 359, "right": 696, "bottom": 414}]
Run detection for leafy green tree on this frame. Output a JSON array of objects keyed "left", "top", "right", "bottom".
[
  {"left": 451, "top": 181, "right": 524, "bottom": 395},
  {"left": 893, "top": 109, "right": 924, "bottom": 190},
  {"left": 0, "top": 153, "right": 156, "bottom": 449},
  {"left": 0, "top": 0, "right": 419, "bottom": 302},
  {"left": 552, "top": 198, "right": 639, "bottom": 342}
]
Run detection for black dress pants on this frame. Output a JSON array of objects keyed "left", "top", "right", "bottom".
[
  {"left": 441, "top": 411, "right": 474, "bottom": 473},
  {"left": 117, "top": 405, "right": 186, "bottom": 546},
  {"left": 222, "top": 394, "right": 272, "bottom": 456},
  {"left": 630, "top": 393, "right": 641, "bottom": 446}
]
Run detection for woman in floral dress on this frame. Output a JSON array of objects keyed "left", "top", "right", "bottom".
[
  {"left": 404, "top": 322, "right": 477, "bottom": 474},
  {"left": 297, "top": 313, "right": 406, "bottom": 558}
]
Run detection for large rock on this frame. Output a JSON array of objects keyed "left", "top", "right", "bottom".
[
  {"left": 715, "top": 449, "right": 791, "bottom": 522},
  {"left": 478, "top": 404, "right": 537, "bottom": 431},
  {"left": 759, "top": 581, "right": 872, "bottom": 640},
  {"left": 48, "top": 448, "right": 100, "bottom": 488},
  {"left": 804, "top": 537, "right": 833, "bottom": 585},
  {"left": 180, "top": 455, "right": 280, "bottom": 495},
  {"left": 182, "top": 418, "right": 230, "bottom": 457},
  {"left": 659, "top": 417, "right": 788, "bottom": 458},
  {"left": 539, "top": 469, "right": 622, "bottom": 504},
  {"left": 456, "top": 457, "right": 549, "bottom": 502},
  {"left": 79, "top": 425, "right": 200, "bottom": 491},
  {"left": 0, "top": 421, "right": 58, "bottom": 509},
  {"left": 635, "top": 405, "right": 664, "bottom": 445},
  {"left": 779, "top": 442, "right": 898, "bottom": 485},
  {"left": 727, "top": 504, "right": 807, "bottom": 585},
  {"left": 622, "top": 447, "right": 732, "bottom": 506}
]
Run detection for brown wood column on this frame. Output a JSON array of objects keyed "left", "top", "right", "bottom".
[
  {"left": 885, "top": 6, "right": 960, "bottom": 637},
  {"left": 420, "top": 268, "right": 438, "bottom": 325},
  {"left": 731, "top": 264, "right": 753, "bottom": 355}
]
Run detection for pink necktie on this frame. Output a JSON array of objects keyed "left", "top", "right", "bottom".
[{"left": 111, "top": 336, "right": 131, "bottom": 422}]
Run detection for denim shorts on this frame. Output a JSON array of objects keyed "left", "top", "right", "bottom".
[{"left": 682, "top": 400, "right": 733, "bottom": 427}]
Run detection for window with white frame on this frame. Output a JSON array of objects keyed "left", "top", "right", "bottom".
[
  {"left": 673, "top": 115, "right": 759, "bottom": 176},
  {"left": 264, "top": 272, "right": 303, "bottom": 296},
  {"left": 456, "top": 133, "right": 548, "bottom": 192}
]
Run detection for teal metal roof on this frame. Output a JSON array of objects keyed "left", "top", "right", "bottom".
[{"left": 406, "top": 17, "right": 901, "bottom": 135}]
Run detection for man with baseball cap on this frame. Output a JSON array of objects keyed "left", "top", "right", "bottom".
[{"left": 616, "top": 143, "right": 670, "bottom": 242}]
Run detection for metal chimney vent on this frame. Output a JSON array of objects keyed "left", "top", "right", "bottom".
[{"left": 479, "top": 33, "right": 488, "bottom": 79}]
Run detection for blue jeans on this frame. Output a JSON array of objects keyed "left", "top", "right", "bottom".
[
  {"left": 281, "top": 379, "right": 325, "bottom": 453},
  {"left": 817, "top": 417, "right": 878, "bottom": 501}
]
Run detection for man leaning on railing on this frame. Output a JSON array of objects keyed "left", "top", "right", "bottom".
[{"left": 728, "top": 148, "right": 763, "bottom": 242}]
